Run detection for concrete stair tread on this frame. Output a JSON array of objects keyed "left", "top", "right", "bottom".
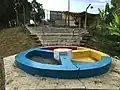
[
  {"left": 80, "top": 40, "right": 87, "bottom": 43},
  {"left": 41, "top": 39, "right": 79, "bottom": 41},
  {"left": 40, "top": 36, "right": 79, "bottom": 38},
  {"left": 32, "top": 37, "right": 39, "bottom": 40},
  {"left": 82, "top": 37, "right": 89, "bottom": 40},
  {"left": 37, "top": 33, "right": 79, "bottom": 36},
  {"left": 29, "top": 34, "right": 37, "bottom": 36},
  {"left": 84, "top": 34, "right": 92, "bottom": 37},
  {"left": 43, "top": 43, "right": 79, "bottom": 46},
  {"left": 35, "top": 40, "right": 41, "bottom": 43},
  {"left": 80, "top": 43, "right": 86, "bottom": 46}
]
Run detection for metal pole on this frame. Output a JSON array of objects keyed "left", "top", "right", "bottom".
[
  {"left": 47, "top": 10, "right": 48, "bottom": 20},
  {"left": 68, "top": 0, "right": 70, "bottom": 27},
  {"left": 79, "top": 17, "right": 81, "bottom": 45},
  {"left": 85, "top": 4, "right": 91, "bottom": 31}
]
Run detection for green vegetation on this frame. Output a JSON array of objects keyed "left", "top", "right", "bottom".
[
  {"left": 0, "top": 0, "right": 16, "bottom": 26},
  {"left": 31, "top": 0, "right": 45, "bottom": 24},
  {"left": 93, "top": 2, "right": 120, "bottom": 56},
  {"left": 0, "top": 0, "right": 45, "bottom": 27},
  {"left": 111, "top": 0, "right": 120, "bottom": 15}
]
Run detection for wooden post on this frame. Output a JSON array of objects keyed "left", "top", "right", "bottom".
[{"left": 79, "top": 17, "right": 81, "bottom": 45}]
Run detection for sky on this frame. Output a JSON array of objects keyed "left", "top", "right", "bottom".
[{"left": 28, "top": 0, "right": 111, "bottom": 19}]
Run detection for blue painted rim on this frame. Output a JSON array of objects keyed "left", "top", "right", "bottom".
[{"left": 15, "top": 46, "right": 112, "bottom": 79}]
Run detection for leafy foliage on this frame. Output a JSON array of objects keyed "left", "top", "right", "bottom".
[
  {"left": 0, "top": 0, "right": 16, "bottom": 26},
  {"left": 97, "top": 3, "right": 115, "bottom": 35},
  {"left": 14, "top": 0, "right": 33, "bottom": 24},
  {"left": 31, "top": 0, "right": 45, "bottom": 23},
  {"left": 0, "top": 0, "right": 45, "bottom": 26},
  {"left": 111, "top": 0, "right": 120, "bottom": 15},
  {"left": 108, "top": 13, "right": 120, "bottom": 36},
  {"left": 94, "top": 3, "right": 120, "bottom": 56}
]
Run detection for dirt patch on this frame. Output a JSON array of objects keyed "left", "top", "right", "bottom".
[{"left": 0, "top": 27, "right": 38, "bottom": 90}]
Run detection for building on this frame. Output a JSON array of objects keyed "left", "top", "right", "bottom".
[
  {"left": 50, "top": 11, "right": 65, "bottom": 26},
  {"left": 50, "top": 11, "right": 62, "bottom": 20},
  {"left": 50, "top": 11, "right": 99, "bottom": 27}
]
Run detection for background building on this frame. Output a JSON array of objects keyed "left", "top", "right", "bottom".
[{"left": 50, "top": 11, "right": 98, "bottom": 27}]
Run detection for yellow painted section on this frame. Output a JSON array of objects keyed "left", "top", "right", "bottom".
[
  {"left": 72, "top": 47, "right": 109, "bottom": 62},
  {"left": 72, "top": 50, "right": 91, "bottom": 62},
  {"left": 72, "top": 50, "right": 90, "bottom": 58},
  {"left": 90, "top": 49, "right": 108, "bottom": 60},
  {"left": 77, "top": 47, "right": 90, "bottom": 51},
  {"left": 73, "top": 57, "right": 95, "bottom": 62}
]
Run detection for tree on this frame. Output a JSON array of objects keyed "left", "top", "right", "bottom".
[
  {"left": 0, "top": 0, "right": 33, "bottom": 27},
  {"left": 111, "top": 0, "right": 120, "bottom": 15},
  {"left": 0, "top": 0, "right": 8, "bottom": 20},
  {"left": 31, "top": 0, "right": 45, "bottom": 24},
  {"left": 14, "top": 0, "right": 32, "bottom": 24},
  {"left": 97, "top": 3, "right": 116, "bottom": 35},
  {"left": 98, "top": 2, "right": 120, "bottom": 36},
  {"left": 108, "top": 13, "right": 120, "bottom": 36},
  {"left": 94, "top": 2, "right": 120, "bottom": 56},
  {"left": 0, "top": 0, "right": 16, "bottom": 27}
]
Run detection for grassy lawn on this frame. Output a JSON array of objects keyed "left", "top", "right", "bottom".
[{"left": 0, "top": 27, "right": 38, "bottom": 90}]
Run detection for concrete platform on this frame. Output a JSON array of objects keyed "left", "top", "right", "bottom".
[{"left": 4, "top": 55, "right": 120, "bottom": 90}]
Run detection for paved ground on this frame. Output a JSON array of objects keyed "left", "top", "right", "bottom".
[{"left": 4, "top": 55, "right": 120, "bottom": 90}]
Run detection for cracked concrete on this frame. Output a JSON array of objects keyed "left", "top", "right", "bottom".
[
  {"left": 4, "top": 55, "right": 120, "bottom": 90},
  {"left": 79, "top": 79, "right": 87, "bottom": 89}
]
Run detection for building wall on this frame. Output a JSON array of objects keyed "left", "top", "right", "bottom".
[
  {"left": 55, "top": 20, "right": 66, "bottom": 26},
  {"left": 50, "top": 11, "right": 62, "bottom": 20},
  {"left": 62, "top": 13, "right": 74, "bottom": 21},
  {"left": 50, "top": 11, "right": 76, "bottom": 26},
  {"left": 54, "top": 20, "right": 76, "bottom": 27}
]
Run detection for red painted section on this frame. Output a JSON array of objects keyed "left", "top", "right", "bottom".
[{"left": 47, "top": 46, "right": 78, "bottom": 50}]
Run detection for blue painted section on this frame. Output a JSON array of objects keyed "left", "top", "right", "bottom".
[
  {"left": 72, "top": 56, "right": 112, "bottom": 70},
  {"left": 15, "top": 47, "right": 112, "bottom": 79},
  {"left": 26, "top": 50, "right": 53, "bottom": 59},
  {"left": 60, "top": 52, "right": 78, "bottom": 69},
  {"left": 72, "top": 56, "right": 112, "bottom": 78}
]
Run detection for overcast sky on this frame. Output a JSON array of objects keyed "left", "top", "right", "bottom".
[{"left": 28, "top": 0, "right": 111, "bottom": 19}]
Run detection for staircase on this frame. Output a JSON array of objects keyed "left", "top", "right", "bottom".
[
  {"left": 26, "top": 26, "right": 88, "bottom": 46},
  {"left": 80, "top": 33, "right": 93, "bottom": 47}
]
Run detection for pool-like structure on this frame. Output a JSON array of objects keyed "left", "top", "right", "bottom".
[{"left": 15, "top": 46, "right": 112, "bottom": 79}]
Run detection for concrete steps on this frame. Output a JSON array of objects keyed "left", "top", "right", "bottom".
[
  {"left": 40, "top": 39, "right": 79, "bottom": 43},
  {"left": 40, "top": 36, "right": 79, "bottom": 40},
  {"left": 27, "top": 26, "right": 88, "bottom": 46},
  {"left": 29, "top": 34, "right": 37, "bottom": 37},
  {"left": 42, "top": 42, "right": 79, "bottom": 46},
  {"left": 37, "top": 33, "right": 79, "bottom": 36},
  {"left": 28, "top": 34, "right": 42, "bottom": 46},
  {"left": 41, "top": 39, "right": 80, "bottom": 46},
  {"left": 28, "top": 27, "right": 80, "bottom": 33},
  {"left": 80, "top": 33, "right": 93, "bottom": 47}
]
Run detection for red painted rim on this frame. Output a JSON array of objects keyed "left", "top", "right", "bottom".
[{"left": 47, "top": 46, "right": 78, "bottom": 50}]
